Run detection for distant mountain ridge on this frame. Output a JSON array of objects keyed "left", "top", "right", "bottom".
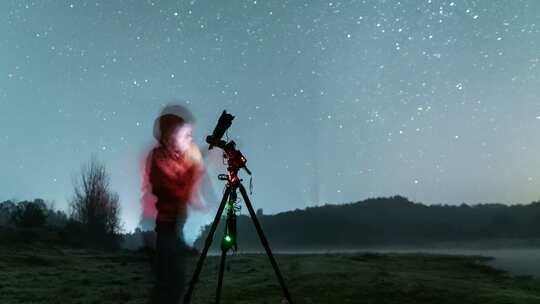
[{"left": 194, "top": 195, "right": 540, "bottom": 251}]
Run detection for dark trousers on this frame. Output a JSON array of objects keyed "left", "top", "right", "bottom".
[{"left": 151, "top": 231, "right": 186, "bottom": 304}]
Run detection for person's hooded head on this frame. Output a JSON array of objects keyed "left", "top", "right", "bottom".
[{"left": 153, "top": 104, "right": 195, "bottom": 153}]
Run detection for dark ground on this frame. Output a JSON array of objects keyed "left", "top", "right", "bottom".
[{"left": 1, "top": 241, "right": 540, "bottom": 304}]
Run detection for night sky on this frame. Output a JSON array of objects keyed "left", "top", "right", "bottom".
[{"left": 2, "top": 1, "right": 540, "bottom": 242}]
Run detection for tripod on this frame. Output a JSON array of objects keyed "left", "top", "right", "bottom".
[{"left": 183, "top": 172, "right": 293, "bottom": 304}]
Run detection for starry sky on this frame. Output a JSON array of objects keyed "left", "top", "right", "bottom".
[{"left": 2, "top": 0, "right": 540, "bottom": 242}]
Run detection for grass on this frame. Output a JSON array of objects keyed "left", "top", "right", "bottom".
[{"left": 1, "top": 243, "right": 540, "bottom": 304}]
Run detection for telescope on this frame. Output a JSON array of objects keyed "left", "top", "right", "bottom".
[
  {"left": 205, "top": 110, "right": 234, "bottom": 150},
  {"left": 184, "top": 110, "right": 292, "bottom": 304}
]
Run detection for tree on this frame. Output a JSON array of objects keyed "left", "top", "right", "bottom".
[
  {"left": 11, "top": 200, "right": 47, "bottom": 228},
  {"left": 69, "top": 157, "right": 122, "bottom": 246},
  {"left": 0, "top": 200, "right": 16, "bottom": 226}
]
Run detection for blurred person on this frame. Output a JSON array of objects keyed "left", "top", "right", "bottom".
[{"left": 141, "top": 105, "right": 215, "bottom": 304}]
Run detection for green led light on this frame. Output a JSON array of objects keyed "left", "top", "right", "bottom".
[{"left": 224, "top": 235, "right": 232, "bottom": 243}]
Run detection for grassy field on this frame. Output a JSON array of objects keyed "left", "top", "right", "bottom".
[{"left": 1, "top": 243, "right": 540, "bottom": 304}]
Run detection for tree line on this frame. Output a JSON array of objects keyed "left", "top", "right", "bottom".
[
  {"left": 0, "top": 198, "right": 67, "bottom": 228},
  {"left": 194, "top": 195, "right": 540, "bottom": 251},
  {"left": 0, "top": 157, "right": 122, "bottom": 250}
]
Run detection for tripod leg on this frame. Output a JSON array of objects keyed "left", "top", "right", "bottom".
[
  {"left": 184, "top": 186, "right": 231, "bottom": 304},
  {"left": 215, "top": 249, "right": 227, "bottom": 304},
  {"left": 238, "top": 184, "right": 294, "bottom": 304}
]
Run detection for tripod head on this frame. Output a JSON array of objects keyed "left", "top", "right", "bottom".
[{"left": 206, "top": 110, "right": 251, "bottom": 184}]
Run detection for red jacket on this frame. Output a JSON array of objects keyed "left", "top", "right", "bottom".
[{"left": 149, "top": 146, "right": 202, "bottom": 232}]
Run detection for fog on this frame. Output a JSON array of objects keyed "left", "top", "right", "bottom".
[{"left": 222, "top": 248, "right": 540, "bottom": 278}]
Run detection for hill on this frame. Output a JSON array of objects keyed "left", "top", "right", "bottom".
[{"left": 194, "top": 196, "right": 540, "bottom": 251}]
